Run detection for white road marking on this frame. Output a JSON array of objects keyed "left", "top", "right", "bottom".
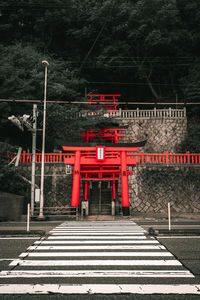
[
  {"left": 27, "top": 245, "right": 165, "bottom": 250},
  {"left": 56, "top": 226, "right": 143, "bottom": 229},
  {"left": 34, "top": 240, "right": 159, "bottom": 245},
  {"left": 0, "top": 258, "right": 16, "bottom": 261},
  {"left": 0, "top": 284, "right": 199, "bottom": 294},
  {"left": 159, "top": 236, "right": 200, "bottom": 238},
  {"left": 19, "top": 251, "right": 173, "bottom": 257},
  {"left": 2, "top": 221, "right": 193, "bottom": 289},
  {"left": 48, "top": 235, "right": 147, "bottom": 239},
  {"left": 50, "top": 232, "right": 147, "bottom": 235},
  {"left": 0, "top": 270, "right": 193, "bottom": 278},
  {"left": 53, "top": 227, "right": 145, "bottom": 229},
  {"left": 9, "top": 259, "right": 181, "bottom": 266},
  {"left": 0, "top": 237, "right": 38, "bottom": 240},
  {"left": 50, "top": 231, "right": 146, "bottom": 234}
]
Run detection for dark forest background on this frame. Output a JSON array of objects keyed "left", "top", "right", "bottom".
[
  {"left": 1, "top": 0, "right": 200, "bottom": 195},
  {"left": 1, "top": 0, "right": 200, "bottom": 103}
]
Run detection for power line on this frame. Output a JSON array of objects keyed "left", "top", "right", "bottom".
[
  {"left": 1, "top": 99, "right": 200, "bottom": 105},
  {"left": 88, "top": 81, "right": 189, "bottom": 86}
]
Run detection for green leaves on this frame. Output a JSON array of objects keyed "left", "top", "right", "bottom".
[{"left": 0, "top": 44, "right": 85, "bottom": 101}]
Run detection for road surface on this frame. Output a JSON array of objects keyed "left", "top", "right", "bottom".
[{"left": 0, "top": 221, "right": 200, "bottom": 299}]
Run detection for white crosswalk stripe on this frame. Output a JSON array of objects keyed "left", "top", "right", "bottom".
[
  {"left": 27, "top": 245, "right": 165, "bottom": 250},
  {"left": 0, "top": 221, "right": 196, "bottom": 295},
  {"left": 0, "top": 270, "right": 193, "bottom": 278},
  {"left": 34, "top": 240, "right": 159, "bottom": 244},
  {"left": 19, "top": 251, "right": 173, "bottom": 257},
  {"left": 9, "top": 259, "right": 182, "bottom": 267},
  {"left": 48, "top": 235, "right": 147, "bottom": 239},
  {"left": 0, "top": 284, "right": 200, "bottom": 294}
]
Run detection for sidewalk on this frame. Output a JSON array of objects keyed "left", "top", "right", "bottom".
[
  {"left": 0, "top": 221, "right": 61, "bottom": 236},
  {"left": 0, "top": 214, "right": 199, "bottom": 236}
]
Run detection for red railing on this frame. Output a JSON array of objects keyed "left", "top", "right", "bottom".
[
  {"left": 129, "top": 151, "right": 200, "bottom": 164},
  {"left": 8, "top": 151, "right": 200, "bottom": 165},
  {"left": 7, "top": 151, "right": 74, "bottom": 164}
]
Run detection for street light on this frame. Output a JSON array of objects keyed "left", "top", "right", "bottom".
[{"left": 38, "top": 60, "right": 49, "bottom": 219}]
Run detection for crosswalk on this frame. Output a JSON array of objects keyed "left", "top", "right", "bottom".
[{"left": 0, "top": 221, "right": 199, "bottom": 295}]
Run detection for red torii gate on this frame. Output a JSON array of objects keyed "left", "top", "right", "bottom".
[
  {"left": 62, "top": 145, "right": 140, "bottom": 215},
  {"left": 80, "top": 128, "right": 125, "bottom": 143},
  {"left": 87, "top": 94, "right": 120, "bottom": 111}
]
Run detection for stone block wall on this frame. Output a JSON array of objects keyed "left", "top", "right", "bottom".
[
  {"left": 20, "top": 163, "right": 74, "bottom": 208},
  {"left": 18, "top": 109, "right": 195, "bottom": 215},
  {"left": 127, "top": 165, "right": 200, "bottom": 215},
  {"left": 118, "top": 118, "right": 187, "bottom": 153},
  {"left": 20, "top": 163, "right": 200, "bottom": 215}
]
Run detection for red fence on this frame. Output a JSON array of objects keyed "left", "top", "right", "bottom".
[
  {"left": 8, "top": 151, "right": 200, "bottom": 165},
  {"left": 131, "top": 151, "right": 200, "bottom": 164}
]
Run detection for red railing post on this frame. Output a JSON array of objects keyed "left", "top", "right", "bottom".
[
  {"left": 141, "top": 151, "right": 144, "bottom": 164},
  {"left": 165, "top": 152, "right": 169, "bottom": 164},
  {"left": 187, "top": 151, "right": 190, "bottom": 164},
  {"left": 22, "top": 151, "right": 26, "bottom": 163},
  {"left": 59, "top": 151, "right": 62, "bottom": 162}
]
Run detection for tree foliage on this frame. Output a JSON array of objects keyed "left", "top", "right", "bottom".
[
  {"left": 0, "top": 142, "right": 29, "bottom": 195},
  {"left": 1, "top": 0, "right": 200, "bottom": 101},
  {"left": 1, "top": 0, "right": 200, "bottom": 152}
]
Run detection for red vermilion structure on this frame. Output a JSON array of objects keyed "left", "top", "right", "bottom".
[
  {"left": 62, "top": 145, "right": 139, "bottom": 215},
  {"left": 14, "top": 151, "right": 200, "bottom": 165},
  {"left": 88, "top": 94, "right": 120, "bottom": 111},
  {"left": 80, "top": 128, "right": 125, "bottom": 143}
]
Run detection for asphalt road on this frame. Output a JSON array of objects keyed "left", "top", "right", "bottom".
[{"left": 0, "top": 221, "right": 200, "bottom": 299}]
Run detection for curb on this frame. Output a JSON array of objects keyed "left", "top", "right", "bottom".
[
  {"left": 0, "top": 230, "right": 46, "bottom": 236},
  {"left": 148, "top": 227, "right": 200, "bottom": 236}
]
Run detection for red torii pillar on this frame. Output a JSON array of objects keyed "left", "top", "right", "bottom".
[
  {"left": 121, "top": 151, "right": 130, "bottom": 215},
  {"left": 71, "top": 150, "right": 81, "bottom": 207}
]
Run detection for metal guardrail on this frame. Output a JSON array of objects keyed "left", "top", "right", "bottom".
[{"left": 34, "top": 206, "right": 78, "bottom": 219}]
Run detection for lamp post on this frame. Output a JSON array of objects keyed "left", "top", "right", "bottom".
[
  {"left": 38, "top": 60, "right": 49, "bottom": 219},
  {"left": 31, "top": 104, "right": 37, "bottom": 216}
]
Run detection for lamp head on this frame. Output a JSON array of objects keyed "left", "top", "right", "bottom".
[{"left": 42, "top": 60, "right": 49, "bottom": 66}]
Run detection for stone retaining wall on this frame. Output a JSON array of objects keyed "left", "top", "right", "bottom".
[
  {"left": 19, "top": 110, "right": 192, "bottom": 214},
  {"left": 126, "top": 165, "right": 200, "bottom": 215},
  {"left": 20, "top": 164, "right": 200, "bottom": 215},
  {"left": 118, "top": 118, "right": 187, "bottom": 152},
  {"left": 20, "top": 164, "right": 73, "bottom": 207}
]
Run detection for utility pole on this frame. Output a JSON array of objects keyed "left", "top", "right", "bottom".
[
  {"left": 39, "top": 60, "right": 49, "bottom": 219},
  {"left": 31, "top": 104, "right": 37, "bottom": 216}
]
